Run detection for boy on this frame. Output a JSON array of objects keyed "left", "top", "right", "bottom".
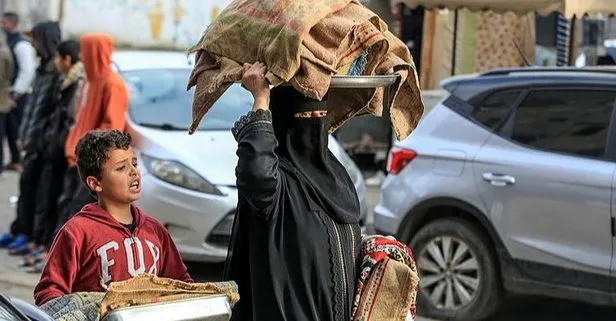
[{"left": 34, "top": 129, "right": 192, "bottom": 306}]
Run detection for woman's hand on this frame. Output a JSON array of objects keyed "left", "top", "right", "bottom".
[{"left": 242, "top": 62, "right": 270, "bottom": 111}]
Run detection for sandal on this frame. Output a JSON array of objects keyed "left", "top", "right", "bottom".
[
  {"left": 19, "top": 249, "right": 42, "bottom": 268},
  {"left": 26, "top": 261, "right": 45, "bottom": 274}
]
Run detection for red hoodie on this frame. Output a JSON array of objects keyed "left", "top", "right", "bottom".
[{"left": 34, "top": 204, "right": 193, "bottom": 306}]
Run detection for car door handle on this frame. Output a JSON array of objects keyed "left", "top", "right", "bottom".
[{"left": 482, "top": 173, "right": 516, "bottom": 187}]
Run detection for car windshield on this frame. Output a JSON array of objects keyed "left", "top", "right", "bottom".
[{"left": 122, "top": 69, "right": 253, "bottom": 131}]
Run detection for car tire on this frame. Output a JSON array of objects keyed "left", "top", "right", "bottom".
[{"left": 409, "top": 218, "right": 503, "bottom": 321}]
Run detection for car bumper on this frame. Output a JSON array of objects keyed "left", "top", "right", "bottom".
[
  {"left": 136, "top": 173, "right": 238, "bottom": 263},
  {"left": 373, "top": 174, "right": 413, "bottom": 236}
]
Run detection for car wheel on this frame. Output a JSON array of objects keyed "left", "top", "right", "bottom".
[{"left": 409, "top": 218, "right": 503, "bottom": 321}]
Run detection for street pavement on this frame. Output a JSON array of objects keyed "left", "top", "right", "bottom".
[{"left": 0, "top": 171, "right": 615, "bottom": 320}]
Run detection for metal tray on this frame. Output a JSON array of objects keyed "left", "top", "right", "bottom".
[
  {"left": 280, "top": 75, "right": 400, "bottom": 88},
  {"left": 101, "top": 295, "right": 232, "bottom": 321},
  {"left": 328, "top": 75, "right": 399, "bottom": 88}
]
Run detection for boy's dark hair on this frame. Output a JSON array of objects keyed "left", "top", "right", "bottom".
[
  {"left": 3, "top": 12, "right": 19, "bottom": 26},
  {"left": 57, "top": 40, "right": 80, "bottom": 64},
  {"left": 76, "top": 129, "right": 132, "bottom": 188}
]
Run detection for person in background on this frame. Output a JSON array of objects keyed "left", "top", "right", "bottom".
[
  {"left": 20, "top": 40, "right": 84, "bottom": 272},
  {"left": 0, "top": 21, "right": 61, "bottom": 254},
  {"left": 34, "top": 129, "right": 192, "bottom": 306},
  {"left": 48, "top": 33, "right": 129, "bottom": 248},
  {"left": 0, "top": 32, "right": 14, "bottom": 173},
  {"left": 1, "top": 12, "right": 36, "bottom": 172}
]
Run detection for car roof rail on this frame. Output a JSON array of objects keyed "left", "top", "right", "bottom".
[{"left": 480, "top": 67, "right": 616, "bottom": 77}]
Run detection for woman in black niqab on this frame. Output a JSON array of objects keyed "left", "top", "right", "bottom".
[{"left": 225, "top": 62, "right": 362, "bottom": 321}]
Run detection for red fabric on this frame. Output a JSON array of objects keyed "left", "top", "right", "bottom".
[
  {"left": 34, "top": 204, "right": 192, "bottom": 306},
  {"left": 352, "top": 235, "right": 417, "bottom": 320},
  {"left": 64, "top": 33, "right": 129, "bottom": 166}
]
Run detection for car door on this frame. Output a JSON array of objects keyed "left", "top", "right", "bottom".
[{"left": 473, "top": 87, "right": 616, "bottom": 292}]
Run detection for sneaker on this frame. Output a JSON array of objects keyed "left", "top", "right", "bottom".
[
  {"left": 9, "top": 243, "right": 30, "bottom": 256},
  {"left": 0, "top": 233, "right": 14, "bottom": 248},
  {"left": 4, "top": 163, "right": 22, "bottom": 173},
  {"left": 7, "top": 234, "right": 28, "bottom": 250}
]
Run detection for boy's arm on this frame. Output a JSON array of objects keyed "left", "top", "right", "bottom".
[
  {"left": 34, "top": 229, "right": 81, "bottom": 306},
  {"left": 100, "top": 80, "right": 128, "bottom": 131},
  {"left": 159, "top": 226, "right": 193, "bottom": 283}
]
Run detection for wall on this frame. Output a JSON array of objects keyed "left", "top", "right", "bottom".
[
  {"left": 1, "top": 0, "right": 59, "bottom": 31},
  {"left": 62, "top": 0, "right": 231, "bottom": 49}
]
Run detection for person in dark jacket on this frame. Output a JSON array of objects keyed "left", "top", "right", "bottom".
[
  {"left": 225, "top": 62, "right": 362, "bottom": 321},
  {"left": 0, "top": 21, "right": 61, "bottom": 254},
  {"left": 20, "top": 40, "right": 83, "bottom": 271}
]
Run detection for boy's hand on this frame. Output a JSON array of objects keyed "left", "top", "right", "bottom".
[{"left": 242, "top": 62, "right": 270, "bottom": 111}]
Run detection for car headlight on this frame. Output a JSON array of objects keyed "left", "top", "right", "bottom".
[{"left": 141, "top": 154, "right": 223, "bottom": 195}]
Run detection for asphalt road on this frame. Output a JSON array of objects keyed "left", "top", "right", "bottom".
[{"left": 0, "top": 171, "right": 614, "bottom": 320}]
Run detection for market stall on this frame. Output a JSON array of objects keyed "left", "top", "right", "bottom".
[{"left": 394, "top": 0, "right": 616, "bottom": 88}]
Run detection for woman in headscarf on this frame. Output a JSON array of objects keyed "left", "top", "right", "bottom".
[{"left": 226, "top": 62, "right": 362, "bottom": 321}]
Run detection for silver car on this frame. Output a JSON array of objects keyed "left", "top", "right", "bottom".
[
  {"left": 112, "top": 50, "right": 368, "bottom": 263},
  {"left": 375, "top": 67, "right": 616, "bottom": 321}
]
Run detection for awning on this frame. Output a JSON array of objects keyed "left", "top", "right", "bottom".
[{"left": 395, "top": 0, "right": 616, "bottom": 18}]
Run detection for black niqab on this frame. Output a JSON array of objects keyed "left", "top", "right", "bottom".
[
  {"left": 30, "top": 21, "right": 61, "bottom": 69},
  {"left": 270, "top": 86, "right": 360, "bottom": 224},
  {"left": 225, "top": 86, "right": 362, "bottom": 321}
]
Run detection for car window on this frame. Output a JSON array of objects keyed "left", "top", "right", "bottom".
[
  {"left": 473, "top": 90, "right": 522, "bottom": 130},
  {"left": 511, "top": 90, "right": 616, "bottom": 158},
  {"left": 123, "top": 69, "right": 252, "bottom": 131}
]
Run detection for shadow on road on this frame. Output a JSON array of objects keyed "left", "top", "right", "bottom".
[{"left": 486, "top": 295, "right": 615, "bottom": 321}]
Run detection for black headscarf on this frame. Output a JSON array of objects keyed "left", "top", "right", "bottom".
[
  {"left": 30, "top": 21, "right": 61, "bottom": 69},
  {"left": 270, "top": 86, "right": 360, "bottom": 224}
]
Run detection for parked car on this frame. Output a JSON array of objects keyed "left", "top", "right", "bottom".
[
  {"left": 374, "top": 67, "right": 616, "bottom": 321},
  {"left": 112, "top": 51, "right": 368, "bottom": 263}
]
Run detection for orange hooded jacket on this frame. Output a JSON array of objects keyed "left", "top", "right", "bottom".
[{"left": 64, "top": 33, "right": 129, "bottom": 166}]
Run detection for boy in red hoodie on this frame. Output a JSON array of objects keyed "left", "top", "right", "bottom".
[{"left": 34, "top": 129, "right": 192, "bottom": 306}]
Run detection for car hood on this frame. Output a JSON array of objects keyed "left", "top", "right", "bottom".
[
  {"left": 130, "top": 125, "right": 239, "bottom": 187},
  {"left": 129, "top": 123, "right": 363, "bottom": 192}
]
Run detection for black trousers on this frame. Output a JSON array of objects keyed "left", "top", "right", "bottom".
[
  {"left": 45, "top": 166, "right": 95, "bottom": 248},
  {"left": 10, "top": 151, "right": 44, "bottom": 238},
  {"left": 32, "top": 156, "right": 68, "bottom": 245},
  {"left": 7, "top": 95, "right": 26, "bottom": 164}
]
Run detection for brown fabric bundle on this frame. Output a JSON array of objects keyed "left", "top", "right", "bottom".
[
  {"left": 353, "top": 257, "right": 419, "bottom": 321},
  {"left": 99, "top": 274, "right": 239, "bottom": 319},
  {"left": 187, "top": 0, "right": 424, "bottom": 140}
]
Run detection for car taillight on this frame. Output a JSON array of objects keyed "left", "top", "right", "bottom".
[{"left": 387, "top": 147, "right": 417, "bottom": 175}]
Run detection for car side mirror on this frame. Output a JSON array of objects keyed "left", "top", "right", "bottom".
[{"left": 101, "top": 295, "right": 232, "bottom": 321}]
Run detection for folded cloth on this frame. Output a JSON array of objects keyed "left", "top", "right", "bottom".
[
  {"left": 40, "top": 292, "right": 104, "bottom": 321},
  {"left": 187, "top": 0, "right": 424, "bottom": 140},
  {"left": 99, "top": 274, "right": 239, "bottom": 319},
  {"left": 352, "top": 235, "right": 420, "bottom": 321}
]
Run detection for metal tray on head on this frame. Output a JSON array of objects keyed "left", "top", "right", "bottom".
[
  {"left": 278, "top": 74, "right": 401, "bottom": 108},
  {"left": 276, "top": 75, "right": 400, "bottom": 88},
  {"left": 101, "top": 295, "right": 232, "bottom": 321},
  {"left": 328, "top": 75, "right": 400, "bottom": 88}
]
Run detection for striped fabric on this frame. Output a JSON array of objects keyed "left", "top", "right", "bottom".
[{"left": 556, "top": 14, "right": 570, "bottom": 66}]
